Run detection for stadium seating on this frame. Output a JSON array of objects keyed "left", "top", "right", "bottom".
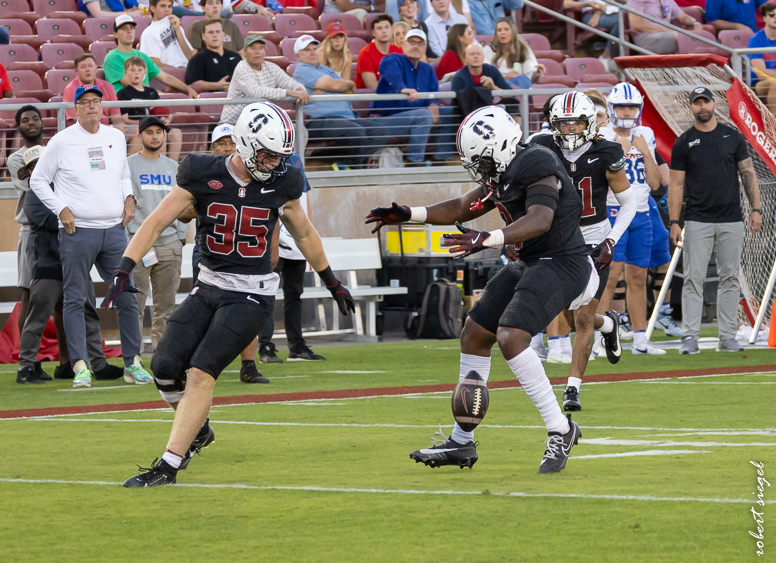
[
  {"left": 537, "top": 58, "right": 564, "bottom": 76},
  {"left": 274, "top": 14, "right": 321, "bottom": 39},
  {"left": 264, "top": 40, "right": 279, "bottom": 57},
  {"left": 181, "top": 15, "right": 204, "bottom": 35},
  {"left": 281, "top": 37, "right": 298, "bottom": 60},
  {"left": 198, "top": 91, "right": 227, "bottom": 118},
  {"left": 347, "top": 37, "right": 368, "bottom": 57},
  {"left": 84, "top": 18, "right": 117, "bottom": 42},
  {"left": 133, "top": 17, "right": 152, "bottom": 39},
  {"left": 537, "top": 73, "right": 577, "bottom": 88},
  {"left": 265, "top": 56, "right": 291, "bottom": 70},
  {"left": 8, "top": 69, "right": 54, "bottom": 102},
  {"left": 160, "top": 67, "right": 186, "bottom": 93},
  {"left": 32, "top": 0, "right": 78, "bottom": 18},
  {"left": 564, "top": 57, "right": 606, "bottom": 81},
  {"left": 0, "top": 19, "right": 34, "bottom": 37},
  {"left": 44, "top": 68, "right": 76, "bottom": 96},
  {"left": 0, "top": 0, "right": 31, "bottom": 12},
  {"left": 3, "top": 13, "right": 40, "bottom": 29},
  {"left": 677, "top": 29, "right": 729, "bottom": 56},
  {"left": 89, "top": 41, "right": 115, "bottom": 67},
  {"left": 0, "top": 44, "right": 38, "bottom": 68},
  {"left": 41, "top": 43, "right": 84, "bottom": 69},
  {"left": 232, "top": 14, "right": 272, "bottom": 35},
  {"left": 719, "top": 29, "right": 753, "bottom": 50},
  {"left": 36, "top": 18, "right": 83, "bottom": 42},
  {"left": 319, "top": 13, "right": 372, "bottom": 41}
]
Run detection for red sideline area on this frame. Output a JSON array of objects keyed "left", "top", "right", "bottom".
[{"left": 2, "top": 364, "right": 775, "bottom": 420}]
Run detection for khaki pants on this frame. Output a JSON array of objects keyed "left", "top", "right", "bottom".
[{"left": 134, "top": 240, "right": 183, "bottom": 350}]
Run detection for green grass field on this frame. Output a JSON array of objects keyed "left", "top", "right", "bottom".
[{"left": 0, "top": 341, "right": 774, "bottom": 562}]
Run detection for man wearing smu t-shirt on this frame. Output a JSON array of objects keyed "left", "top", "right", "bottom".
[
  {"left": 668, "top": 87, "right": 762, "bottom": 355},
  {"left": 749, "top": 2, "right": 776, "bottom": 113},
  {"left": 356, "top": 14, "right": 402, "bottom": 89}
]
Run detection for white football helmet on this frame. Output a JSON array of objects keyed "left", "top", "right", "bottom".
[
  {"left": 607, "top": 82, "right": 643, "bottom": 129},
  {"left": 457, "top": 106, "right": 521, "bottom": 187},
  {"left": 549, "top": 91, "right": 597, "bottom": 151},
  {"left": 233, "top": 101, "right": 295, "bottom": 182}
]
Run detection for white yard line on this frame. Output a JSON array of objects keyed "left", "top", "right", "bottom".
[
  {"left": 582, "top": 438, "right": 776, "bottom": 447},
  {"left": 58, "top": 385, "right": 141, "bottom": 392},
  {"left": 573, "top": 450, "right": 713, "bottom": 460},
  {"left": 639, "top": 381, "right": 776, "bottom": 385},
  {"left": 0, "top": 477, "right": 772, "bottom": 505}
]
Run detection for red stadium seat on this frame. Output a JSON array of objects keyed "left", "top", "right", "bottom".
[
  {"left": 8, "top": 69, "right": 42, "bottom": 91},
  {"left": 520, "top": 33, "right": 552, "bottom": 51},
  {"left": 347, "top": 37, "right": 368, "bottom": 57},
  {"left": 83, "top": 18, "right": 116, "bottom": 42},
  {"left": 0, "top": 0, "right": 30, "bottom": 12},
  {"left": 676, "top": 30, "right": 728, "bottom": 56},
  {"left": 536, "top": 74, "right": 576, "bottom": 87},
  {"left": 280, "top": 37, "right": 297, "bottom": 60},
  {"left": 198, "top": 91, "right": 227, "bottom": 118},
  {"left": 0, "top": 98, "right": 50, "bottom": 121},
  {"left": 265, "top": 56, "right": 291, "bottom": 70},
  {"left": 363, "top": 12, "right": 387, "bottom": 31},
  {"left": 181, "top": 15, "right": 204, "bottom": 35},
  {"left": 287, "top": 62, "right": 296, "bottom": 76},
  {"left": 48, "top": 11, "right": 88, "bottom": 25},
  {"left": 534, "top": 49, "right": 565, "bottom": 63},
  {"left": 169, "top": 112, "right": 217, "bottom": 159},
  {"left": 52, "top": 34, "right": 93, "bottom": 50},
  {"left": 32, "top": 0, "right": 78, "bottom": 18},
  {"left": 36, "top": 18, "right": 83, "bottom": 42},
  {"left": 232, "top": 14, "right": 272, "bottom": 36},
  {"left": 4, "top": 13, "right": 40, "bottom": 29},
  {"left": 319, "top": 13, "right": 371, "bottom": 41},
  {"left": 719, "top": 29, "right": 753, "bottom": 50},
  {"left": 44, "top": 68, "right": 76, "bottom": 95},
  {"left": 564, "top": 57, "right": 607, "bottom": 81},
  {"left": 0, "top": 19, "right": 34, "bottom": 37},
  {"left": 681, "top": 6, "right": 705, "bottom": 23},
  {"left": 537, "top": 58, "right": 564, "bottom": 76},
  {"left": 264, "top": 40, "right": 279, "bottom": 57},
  {"left": 575, "top": 82, "right": 615, "bottom": 90},
  {"left": 8, "top": 59, "right": 50, "bottom": 80},
  {"left": 530, "top": 83, "right": 566, "bottom": 111},
  {"left": 282, "top": 6, "right": 319, "bottom": 18},
  {"left": 0, "top": 44, "right": 38, "bottom": 67},
  {"left": 9, "top": 36, "right": 47, "bottom": 51},
  {"left": 579, "top": 73, "right": 619, "bottom": 85},
  {"left": 133, "top": 17, "right": 152, "bottom": 39},
  {"left": 273, "top": 14, "right": 320, "bottom": 39},
  {"left": 89, "top": 41, "right": 116, "bottom": 66},
  {"left": 475, "top": 34, "right": 493, "bottom": 45},
  {"left": 159, "top": 92, "right": 199, "bottom": 114},
  {"left": 41, "top": 43, "right": 84, "bottom": 69}
]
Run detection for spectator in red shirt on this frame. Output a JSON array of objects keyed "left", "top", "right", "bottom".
[
  {"left": 0, "top": 63, "right": 13, "bottom": 98},
  {"left": 63, "top": 54, "right": 124, "bottom": 131},
  {"left": 318, "top": 22, "right": 353, "bottom": 80},
  {"left": 355, "top": 14, "right": 402, "bottom": 89},
  {"left": 435, "top": 23, "right": 474, "bottom": 81}
]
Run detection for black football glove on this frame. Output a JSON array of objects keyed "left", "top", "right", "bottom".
[
  {"left": 365, "top": 202, "right": 411, "bottom": 234},
  {"left": 591, "top": 238, "right": 615, "bottom": 271},
  {"left": 318, "top": 266, "right": 356, "bottom": 316},
  {"left": 101, "top": 257, "right": 139, "bottom": 309},
  {"left": 441, "top": 222, "right": 491, "bottom": 259}
]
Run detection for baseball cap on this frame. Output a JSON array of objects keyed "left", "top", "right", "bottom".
[
  {"left": 74, "top": 84, "right": 104, "bottom": 103},
  {"left": 294, "top": 34, "right": 320, "bottom": 53},
  {"left": 211, "top": 123, "right": 234, "bottom": 144},
  {"left": 689, "top": 87, "right": 714, "bottom": 104},
  {"left": 114, "top": 13, "right": 137, "bottom": 32},
  {"left": 244, "top": 35, "right": 266, "bottom": 47},
  {"left": 325, "top": 22, "right": 347, "bottom": 37},
  {"left": 404, "top": 28, "right": 427, "bottom": 43},
  {"left": 138, "top": 116, "right": 170, "bottom": 134},
  {"left": 23, "top": 145, "right": 44, "bottom": 166}
]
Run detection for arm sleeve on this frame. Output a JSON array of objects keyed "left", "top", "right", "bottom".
[
  {"left": 29, "top": 138, "right": 67, "bottom": 217},
  {"left": 176, "top": 156, "right": 199, "bottom": 197},
  {"left": 609, "top": 187, "right": 637, "bottom": 245},
  {"left": 654, "top": 150, "right": 666, "bottom": 166},
  {"left": 139, "top": 31, "right": 160, "bottom": 59},
  {"left": 23, "top": 190, "right": 59, "bottom": 232},
  {"left": 607, "top": 144, "right": 626, "bottom": 171},
  {"left": 377, "top": 56, "right": 407, "bottom": 92},
  {"left": 357, "top": 48, "right": 377, "bottom": 79},
  {"left": 525, "top": 180, "right": 560, "bottom": 212},
  {"left": 670, "top": 137, "right": 687, "bottom": 171},
  {"left": 735, "top": 131, "right": 750, "bottom": 162}
]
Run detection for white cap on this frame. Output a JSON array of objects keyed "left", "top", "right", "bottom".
[
  {"left": 211, "top": 123, "right": 234, "bottom": 144},
  {"left": 23, "top": 145, "right": 44, "bottom": 166},
  {"left": 294, "top": 34, "right": 320, "bottom": 54},
  {"left": 404, "top": 28, "right": 427, "bottom": 43},
  {"left": 113, "top": 13, "right": 136, "bottom": 31}
]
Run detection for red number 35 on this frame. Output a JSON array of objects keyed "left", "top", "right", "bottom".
[{"left": 206, "top": 203, "right": 270, "bottom": 257}]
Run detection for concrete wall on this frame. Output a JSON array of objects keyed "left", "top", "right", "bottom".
[{"left": 0, "top": 199, "right": 20, "bottom": 252}]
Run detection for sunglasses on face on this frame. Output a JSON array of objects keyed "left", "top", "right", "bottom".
[{"left": 768, "top": 11, "right": 776, "bottom": 17}]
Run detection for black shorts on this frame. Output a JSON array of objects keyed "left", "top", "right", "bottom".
[
  {"left": 151, "top": 282, "right": 273, "bottom": 380},
  {"left": 586, "top": 244, "right": 610, "bottom": 302},
  {"left": 468, "top": 254, "right": 591, "bottom": 336}
]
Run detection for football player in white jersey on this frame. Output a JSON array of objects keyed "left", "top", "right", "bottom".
[{"left": 598, "top": 83, "right": 666, "bottom": 355}]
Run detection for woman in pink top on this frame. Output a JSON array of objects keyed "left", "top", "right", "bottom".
[{"left": 626, "top": 0, "right": 704, "bottom": 53}]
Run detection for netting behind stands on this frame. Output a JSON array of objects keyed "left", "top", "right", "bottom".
[{"left": 627, "top": 61, "right": 776, "bottom": 327}]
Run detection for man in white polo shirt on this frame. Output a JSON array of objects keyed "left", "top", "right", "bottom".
[{"left": 30, "top": 85, "right": 153, "bottom": 389}]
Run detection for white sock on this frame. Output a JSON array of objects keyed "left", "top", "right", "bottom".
[
  {"left": 599, "top": 315, "right": 614, "bottom": 334},
  {"left": 548, "top": 336, "right": 561, "bottom": 357},
  {"left": 633, "top": 330, "right": 646, "bottom": 348},
  {"left": 507, "top": 348, "right": 569, "bottom": 434},
  {"left": 531, "top": 333, "right": 544, "bottom": 348},
  {"left": 451, "top": 353, "right": 491, "bottom": 444},
  {"left": 660, "top": 302, "right": 670, "bottom": 314},
  {"left": 560, "top": 334, "right": 572, "bottom": 355},
  {"left": 594, "top": 330, "right": 602, "bottom": 346},
  {"left": 162, "top": 449, "right": 182, "bottom": 469},
  {"left": 567, "top": 376, "right": 582, "bottom": 390}
]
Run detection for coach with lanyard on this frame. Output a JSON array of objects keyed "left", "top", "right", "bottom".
[{"left": 668, "top": 87, "right": 762, "bottom": 355}]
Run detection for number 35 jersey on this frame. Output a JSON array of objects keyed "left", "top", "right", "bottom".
[
  {"left": 177, "top": 154, "right": 304, "bottom": 277},
  {"left": 599, "top": 125, "right": 655, "bottom": 212}
]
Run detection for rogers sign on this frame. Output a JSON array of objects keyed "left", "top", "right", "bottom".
[{"left": 728, "top": 79, "right": 776, "bottom": 176}]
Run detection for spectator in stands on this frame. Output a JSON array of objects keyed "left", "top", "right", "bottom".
[
  {"left": 8, "top": 106, "right": 43, "bottom": 346},
  {"left": 17, "top": 146, "right": 125, "bottom": 385},
  {"left": 749, "top": 2, "right": 776, "bottom": 112},
  {"left": 373, "top": 29, "right": 455, "bottom": 161},
  {"left": 294, "top": 35, "right": 390, "bottom": 167},
  {"left": 117, "top": 56, "right": 183, "bottom": 161},
  {"left": 0, "top": 27, "right": 9, "bottom": 46},
  {"left": 669, "top": 87, "right": 762, "bottom": 354},
  {"left": 64, "top": 54, "right": 125, "bottom": 132},
  {"left": 426, "top": 0, "right": 469, "bottom": 58},
  {"left": 451, "top": 42, "right": 511, "bottom": 91},
  {"left": 562, "top": 0, "right": 620, "bottom": 70},
  {"left": 469, "top": 0, "right": 523, "bottom": 36},
  {"left": 188, "top": 0, "right": 246, "bottom": 55},
  {"left": 127, "top": 116, "right": 187, "bottom": 352},
  {"left": 0, "top": 63, "right": 13, "bottom": 99},
  {"left": 79, "top": 0, "right": 144, "bottom": 18},
  {"left": 627, "top": 0, "right": 704, "bottom": 54},
  {"left": 356, "top": 15, "right": 402, "bottom": 89},
  {"left": 319, "top": 23, "right": 354, "bottom": 81},
  {"left": 219, "top": 35, "right": 309, "bottom": 124},
  {"left": 185, "top": 19, "right": 242, "bottom": 91},
  {"left": 323, "top": 0, "right": 385, "bottom": 23},
  {"left": 393, "top": 20, "right": 411, "bottom": 48},
  {"left": 229, "top": 0, "right": 280, "bottom": 17},
  {"left": 106, "top": 15, "right": 198, "bottom": 98},
  {"left": 140, "top": 0, "right": 195, "bottom": 69},
  {"left": 483, "top": 17, "right": 544, "bottom": 88},
  {"left": 706, "top": 0, "right": 765, "bottom": 32},
  {"left": 398, "top": 0, "right": 436, "bottom": 58},
  {"left": 428, "top": 0, "right": 476, "bottom": 32},
  {"left": 168, "top": 0, "right": 241, "bottom": 17},
  {"left": 435, "top": 23, "right": 474, "bottom": 81},
  {"left": 30, "top": 85, "right": 151, "bottom": 388}
]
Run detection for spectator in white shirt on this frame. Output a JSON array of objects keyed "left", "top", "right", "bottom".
[
  {"left": 219, "top": 35, "right": 310, "bottom": 124},
  {"left": 483, "top": 17, "right": 545, "bottom": 88},
  {"left": 140, "top": 0, "right": 195, "bottom": 69},
  {"left": 29, "top": 85, "right": 151, "bottom": 389},
  {"left": 426, "top": 0, "right": 475, "bottom": 32},
  {"left": 425, "top": 0, "right": 469, "bottom": 58}
]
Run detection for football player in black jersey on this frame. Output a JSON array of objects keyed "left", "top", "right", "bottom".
[
  {"left": 102, "top": 102, "right": 356, "bottom": 487},
  {"left": 530, "top": 91, "right": 637, "bottom": 411},
  {"left": 367, "top": 106, "right": 599, "bottom": 474}
]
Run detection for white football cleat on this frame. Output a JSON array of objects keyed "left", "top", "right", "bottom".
[
  {"left": 632, "top": 342, "right": 667, "bottom": 355},
  {"left": 547, "top": 353, "right": 572, "bottom": 364}
]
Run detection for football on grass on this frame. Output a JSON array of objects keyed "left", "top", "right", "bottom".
[{"left": 451, "top": 370, "right": 489, "bottom": 432}]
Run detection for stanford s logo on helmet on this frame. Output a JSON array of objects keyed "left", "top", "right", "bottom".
[
  {"left": 233, "top": 102, "right": 295, "bottom": 183},
  {"left": 457, "top": 106, "right": 521, "bottom": 192},
  {"left": 549, "top": 91, "right": 597, "bottom": 151},
  {"left": 607, "top": 82, "right": 644, "bottom": 130},
  {"left": 472, "top": 120, "right": 495, "bottom": 140}
]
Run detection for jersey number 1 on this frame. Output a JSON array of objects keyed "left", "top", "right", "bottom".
[
  {"left": 577, "top": 177, "right": 596, "bottom": 218},
  {"left": 207, "top": 203, "right": 270, "bottom": 257}
]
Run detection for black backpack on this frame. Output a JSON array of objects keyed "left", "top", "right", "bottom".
[{"left": 407, "top": 279, "right": 464, "bottom": 339}]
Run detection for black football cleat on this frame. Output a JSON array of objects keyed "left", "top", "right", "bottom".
[
  {"left": 93, "top": 363, "right": 125, "bottom": 381},
  {"left": 259, "top": 343, "right": 283, "bottom": 364},
  {"left": 16, "top": 366, "right": 46, "bottom": 385},
  {"left": 240, "top": 361, "right": 269, "bottom": 384},
  {"left": 562, "top": 386, "right": 581, "bottom": 412},
  {"left": 410, "top": 427, "right": 478, "bottom": 469},
  {"left": 123, "top": 458, "right": 178, "bottom": 488},
  {"left": 287, "top": 347, "right": 326, "bottom": 361},
  {"left": 54, "top": 363, "right": 75, "bottom": 379},
  {"left": 602, "top": 311, "right": 622, "bottom": 364},
  {"left": 538, "top": 414, "right": 582, "bottom": 474},
  {"left": 179, "top": 419, "right": 216, "bottom": 471},
  {"left": 34, "top": 362, "right": 52, "bottom": 381}
]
